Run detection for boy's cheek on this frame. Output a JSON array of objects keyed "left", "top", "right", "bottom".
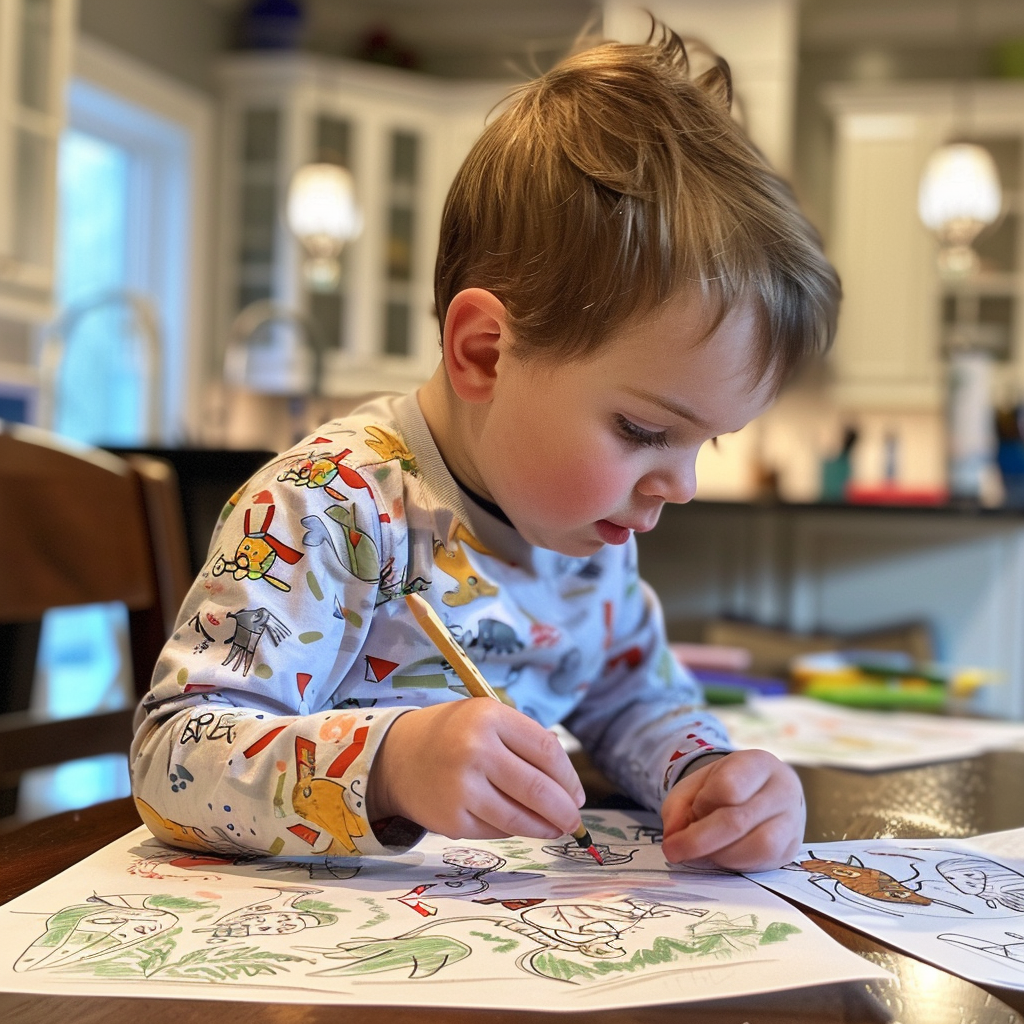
[{"left": 521, "top": 457, "right": 634, "bottom": 523}]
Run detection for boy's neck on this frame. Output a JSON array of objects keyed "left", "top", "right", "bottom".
[{"left": 416, "top": 367, "right": 493, "bottom": 503}]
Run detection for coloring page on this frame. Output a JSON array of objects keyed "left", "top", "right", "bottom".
[
  {"left": 752, "top": 828, "right": 1024, "bottom": 991},
  {"left": 0, "top": 810, "right": 885, "bottom": 1011},
  {"left": 715, "top": 696, "right": 1024, "bottom": 770}
]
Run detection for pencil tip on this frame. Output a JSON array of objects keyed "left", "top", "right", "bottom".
[{"left": 587, "top": 845, "right": 604, "bottom": 866}]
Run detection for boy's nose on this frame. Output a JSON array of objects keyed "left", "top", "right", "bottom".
[{"left": 636, "top": 454, "right": 698, "bottom": 505}]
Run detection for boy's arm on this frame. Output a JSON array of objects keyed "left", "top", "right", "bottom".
[
  {"left": 563, "top": 579, "right": 733, "bottom": 809},
  {"left": 562, "top": 578, "right": 804, "bottom": 870},
  {"left": 130, "top": 453, "right": 422, "bottom": 857}
]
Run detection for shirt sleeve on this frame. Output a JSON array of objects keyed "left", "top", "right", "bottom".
[
  {"left": 130, "top": 448, "right": 425, "bottom": 858},
  {"left": 562, "top": 579, "right": 732, "bottom": 812}
]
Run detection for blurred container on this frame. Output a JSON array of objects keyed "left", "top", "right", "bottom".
[
  {"left": 946, "top": 350, "right": 996, "bottom": 500},
  {"left": 995, "top": 404, "right": 1024, "bottom": 507}
]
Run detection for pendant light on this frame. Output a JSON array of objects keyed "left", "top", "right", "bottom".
[
  {"left": 918, "top": 142, "right": 1002, "bottom": 276},
  {"left": 916, "top": 2, "right": 1002, "bottom": 278},
  {"left": 286, "top": 162, "right": 363, "bottom": 292}
]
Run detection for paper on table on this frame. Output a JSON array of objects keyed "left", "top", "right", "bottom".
[
  {"left": 714, "top": 695, "right": 1024, "bottom": 770},
  {"left": 0, "top": 809, "right": 887, "bottom": 1012},
  {"left": 751, "top": 828, "right": 1024, "bottom": 992}
]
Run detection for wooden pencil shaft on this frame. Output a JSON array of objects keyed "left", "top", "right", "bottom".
[
  {"left": 404, "top": 593, "right": 500, "bottom": 700},
  {"left": 404, "top": 592, "right": 599, "bottom": 861}
]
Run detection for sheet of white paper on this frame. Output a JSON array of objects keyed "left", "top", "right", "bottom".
[
  {"left": 752, "top": 830, "right": 1024, "bottom": 992},
  {"left": 0, "top": 810, "right": 886, "bottom": 1011},
  {"left": 714, "top": 695, "right": 1024, "bottom": 770}
]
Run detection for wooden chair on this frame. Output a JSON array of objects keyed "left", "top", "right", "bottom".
[{"left": 0, "top": 422, "right": 190, "bottom": 819}]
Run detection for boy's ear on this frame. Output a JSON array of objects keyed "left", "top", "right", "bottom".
[{"left": 442, "top": 288, "right": 510, "bottom": 403}]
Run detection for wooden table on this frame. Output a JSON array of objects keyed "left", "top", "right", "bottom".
[{"left": 2, "top": 751, "right": 1023, "bottom": 1024}]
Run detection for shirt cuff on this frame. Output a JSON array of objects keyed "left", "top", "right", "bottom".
[
  {"left": 370, "top": 815, "right": 428, "bottom": 851},
  {"left": 678, "top": 750, "right": 731, "bottom": 779}
]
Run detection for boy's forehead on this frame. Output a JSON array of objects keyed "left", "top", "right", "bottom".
[
  {"left": 608, "top": 291, "right": 762, "bottom": 373},
  {"left": 596, "top": 296, "right": 776, "bottom": 425}
]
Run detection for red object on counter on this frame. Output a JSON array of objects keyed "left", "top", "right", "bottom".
[{"left": 844, "top": 483, "right": 949, "bottom": 506}]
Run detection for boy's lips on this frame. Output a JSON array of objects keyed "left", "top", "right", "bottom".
[{"left": 595, "top": 519, "right": 655, "bottom": 544}]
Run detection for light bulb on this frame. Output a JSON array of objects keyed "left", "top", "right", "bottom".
[{"left": 286, "top": 163, "right": 363, "bottom": 290}]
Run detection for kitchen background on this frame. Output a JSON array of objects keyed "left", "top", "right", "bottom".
[{"left": 3, "top": 0, "right": 1024, "bottom": 820}]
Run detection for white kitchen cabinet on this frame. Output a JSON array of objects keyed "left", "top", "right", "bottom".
[
  {"left": 0, "top": 0, "right": 75, "bottom": 323},
  {"left": 823, "top": 82, "right": 1024, "bottom": 412},
  {"left": 217, "top": 53, "right": 508, "bottom": 398}
]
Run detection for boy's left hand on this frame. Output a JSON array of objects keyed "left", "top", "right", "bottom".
[{"left": 660, "top": 749, "right": 805, "bottom": 872}]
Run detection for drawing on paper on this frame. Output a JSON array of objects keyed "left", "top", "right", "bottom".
[
  {"left": 303, "top": 896, "right": 800, "bottom": 984},
  {"left": 935, "top": 857, "right": 1024, "bottom": 912},
  {"left": 939, "top": 930, "right": 1024, "bottom": 970},
  {"left": 753, "top": 833, "right": 1024, "bottom": 994},
  {"left": 0, "top": 810, "right": 891, "bottom": 1010}
]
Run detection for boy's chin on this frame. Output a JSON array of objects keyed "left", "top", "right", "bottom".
[{"left": 529, "top": 531, "right": 607, "bottom": 559}]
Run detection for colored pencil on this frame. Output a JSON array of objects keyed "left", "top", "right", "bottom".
[{"left": 404, "top": 591, "right": 603, "bottom": 865}]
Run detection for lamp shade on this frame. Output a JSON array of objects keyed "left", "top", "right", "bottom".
[
  {"left": 286, "top": 163, "right": 362, "bottom": 255},
  {"left": 918, "top": 143, "right": 1001, "bottom": 236}
]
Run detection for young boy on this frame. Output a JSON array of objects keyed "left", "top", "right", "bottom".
[{"left": 131, "top": 24, "right": 839, "bottom": 872}]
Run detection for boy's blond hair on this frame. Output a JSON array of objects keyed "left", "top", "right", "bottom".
[{"left": 434, "top": 22, "right": 840, "bottom": 390}]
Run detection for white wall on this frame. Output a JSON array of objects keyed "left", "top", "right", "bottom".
[{"left": 78, "top": 0, "right": 233, "bottom": 92}]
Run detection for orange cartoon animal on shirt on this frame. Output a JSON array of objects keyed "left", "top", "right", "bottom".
[
  {"left": 290, "top": 732, "right": 369, "bottom": 855},
  {"left": 432, "top": 521, "right": 499, "bottom": 607},
  {"left": 212, "top": 503, "right": 303, "bottom": 592}
]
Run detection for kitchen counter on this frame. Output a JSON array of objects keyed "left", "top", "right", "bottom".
[{"left": 637, "top": 499, "right": 1024, "bottom": 722}]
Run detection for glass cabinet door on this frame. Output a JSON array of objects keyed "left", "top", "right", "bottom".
[
  {"left": 306, "top": 113, "right": 354, "bottom": 356},
  {"left": 236, "top": 107, "right": 280, "bottom": 311},
  {"left": 0, "top": 0, "right": 73, "bottom": 319},
  {"left": 382, "top": 128, "right": 420, "bottom": 358}
]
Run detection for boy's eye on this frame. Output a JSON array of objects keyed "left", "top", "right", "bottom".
[{"left": 614, "top": 414, "right": 670, "bottom": 449}]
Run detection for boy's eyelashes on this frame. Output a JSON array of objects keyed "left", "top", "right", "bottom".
[
  {"left": 614, "top": 413, "right": 670, "bottom": 450},
  {"left": 614, "top": 413, "right": 722, "bottom": 452}
]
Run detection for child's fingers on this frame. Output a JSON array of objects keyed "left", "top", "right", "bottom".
[
  {"left": 661, "top": 752, "right": 805, "bottom": 869},
  {"left": 481, "top": 739, "right": 585, "bottom": 837},
  {"left": 663, "top": 791, "right": 769, "bottom": 862},
  {"left": 663, "top": 802, "right": 800, "bottom": 870},
  {"left": 706, "top": 820, "right": 804, "bottom": 873},
  {"left": 370, "top": 698, "right": 585, "bottom": 840},
  {"left": 461, "top": 810, "right": 532, "bottom": 842},
  {"left": 465, "top": 779, "right": 568, "bottom": 840},
  {"left": 496, "top": 712, "right": 586, "bottom": 807},
  {"left": 661, "top": 754, "right": 765, "bottom": 837},
  {"left": 687, "top": 752, "right": 775, "bottom": 817}
]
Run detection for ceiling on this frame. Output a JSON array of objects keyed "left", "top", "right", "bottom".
[{"left": 201, "top": 1, "right": 1024, "bottom": 79}]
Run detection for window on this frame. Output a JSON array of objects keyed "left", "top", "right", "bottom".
[{"left": 18, "top": 40, "right": 213, "bottom": 823}]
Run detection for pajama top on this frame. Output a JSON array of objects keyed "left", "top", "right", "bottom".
[{"left": 130, "top": 391, "right": 730, "bottom": 857}]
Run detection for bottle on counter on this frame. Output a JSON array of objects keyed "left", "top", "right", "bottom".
[{"left": 946, "top": 350, "right": 997, "bottom": 502}]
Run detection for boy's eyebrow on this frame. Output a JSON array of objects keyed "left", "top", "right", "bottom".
[{"left": 620, "top": 386, "right": 715, "bottom": 433}]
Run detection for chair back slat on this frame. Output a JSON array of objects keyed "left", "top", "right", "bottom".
[
  {"left": 0, "top": 432, "right": 156, "bottom": 620},
  {"left": 0, "top": 424, "right": 191, "bottom": 821}
]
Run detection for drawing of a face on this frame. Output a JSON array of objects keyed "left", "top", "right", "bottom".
[
  {"left": 442, "top": 848, "right": 504, "bottom": 872},
  {"left": 433, "top": 847, "right": 505, "bottom": 895},
  {"left": 937, "top": 857, "right": 1024, "bottom": 912}
]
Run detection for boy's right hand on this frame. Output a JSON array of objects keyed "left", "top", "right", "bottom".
[{"left": 367, "top": 699, "right": 586, "bottom": 841}]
